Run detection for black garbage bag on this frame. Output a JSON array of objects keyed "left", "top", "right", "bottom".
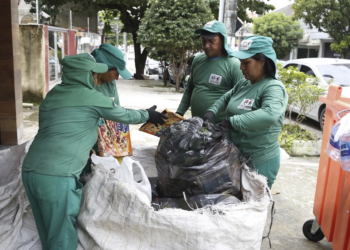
[
  {"left": 155, "top": 117, "right": 241, "bottom": 198},
  {"left": 186, "top": 194, "right": 241, "bottom": 209},
  {"left": 148, "top": 177, "right": 160, "bottom": 199},
  {"left": 151, "top": 197, "right": 190, "bottom": 211}
]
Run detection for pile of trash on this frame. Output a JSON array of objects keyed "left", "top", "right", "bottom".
[
  {"left": 77, "top": 161, "right": 270, "bottom": 250},
  {"left": 0, "top": 118, "right": 271, "bottom": 250},
  {"left": 152, "top": 117, "right": 242, "bottom": 209}
]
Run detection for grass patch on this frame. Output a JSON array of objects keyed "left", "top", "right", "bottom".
[{"left": 279, "top": 124, "right": 319, "bottom": 152}]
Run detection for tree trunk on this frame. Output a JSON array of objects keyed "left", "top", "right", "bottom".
[
  {"left": 132, "top": 32, "right": 148, "bottom": 79},
  {"left": 175, "top": 74, "right": 181, "bottom": 92},
  {"left": 163, "top": 68, "right": 168, "bottom": 86}
]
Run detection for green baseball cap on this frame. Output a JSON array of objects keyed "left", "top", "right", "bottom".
[
  {"left": 61, "top": 53, "right": 108, "bottom": 73},
  {"left": 233, "top": 35, "right": 277, "bottom": 78},
  {"left": 195, "top": 20, "right": 234, "bottom": 56},
  {"left": 91, "top": 43, "right": 132, "bottom": 80}
]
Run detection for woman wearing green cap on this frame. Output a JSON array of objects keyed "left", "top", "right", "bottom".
[
  {"left": 76, "top": 43, "right": 133, "bottom": 180},
  {"left": 91, "top": 43, "right": 132, "bottom": 105},
  {"left": 203, "top": 35, "right": 288, "bottom": 188},
  {"left": 21, "top": 53, "right": 166, "bottom": 250}
]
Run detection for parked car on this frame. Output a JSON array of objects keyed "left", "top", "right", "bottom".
[
  {"left": 145, "top": 59, "right": 159, "bottom": 75},
  {"left": 282, "top": 58, "right": 350, "bottom": 130},
  {"left": 158, "top": 61, "right": 169, "bottom": 80},
  {"left": 168, "top": 57, "right": 194, "bottom": 89},
  {"left": 168, "top": 67, "right": 187, "bottom": 88}
]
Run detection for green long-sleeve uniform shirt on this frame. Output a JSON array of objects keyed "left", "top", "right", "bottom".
[
  {"left": 177, "top": 53, "right": 244, "bottom": 123},
  {"left": 208, "top": 77, "right": 288, "bottom": 165},
  {"left": 22, "top": 106, "right": 148, "bottom": 178}
]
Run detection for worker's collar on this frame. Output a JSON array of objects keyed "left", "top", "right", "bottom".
[{"left": 208, "top": 55, "right": 222, "bottom": 60}]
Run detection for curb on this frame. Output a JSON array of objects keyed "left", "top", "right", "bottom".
[{"left": 284, "top": 140, "right": 322, "bottom": 156}]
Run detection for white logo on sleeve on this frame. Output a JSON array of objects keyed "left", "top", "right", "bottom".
[
  {"left": 238, "top": 98, "right": 255, "bottom": 110},
  {"left": 208, "top": 74, "right": 222, "bottom": 85},
  {"left": 240, "top": 40, "right": 253, "bottom": 51}
]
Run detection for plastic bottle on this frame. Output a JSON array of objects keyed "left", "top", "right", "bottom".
[
  {"left": 340, "top": 134, "right": 350, "bottom": 171},
  {"left": 327, "top": 121, "right": 341, "bottom": 162}
]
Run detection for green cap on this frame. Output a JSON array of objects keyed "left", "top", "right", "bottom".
[
  {"left": 61, "top": 53, "right": 108, "bottom": 73},
  {"left": 195, "top": 20, "right": 234, "bottom": 56},
  {"left": 232, "top": 35, "right": 277, "bottom": 77},
  {"left": 91, "top": 43, "right": 132, "bottom": 80}
]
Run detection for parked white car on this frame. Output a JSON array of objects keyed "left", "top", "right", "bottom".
[{"left": 282, "top": 58, "right": 350, "bottom": 130}]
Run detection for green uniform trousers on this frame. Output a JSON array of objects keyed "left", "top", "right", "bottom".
[
  {"left": 254, "top": 153, "right": 280, "bottom": 189},
  {"left": 22, "top": 172, "right": 83, "bottom": 250}
]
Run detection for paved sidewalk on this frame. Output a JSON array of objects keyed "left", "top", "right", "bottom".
[{"left": 20, "top": 78, "right": 332, "bottom": 249}]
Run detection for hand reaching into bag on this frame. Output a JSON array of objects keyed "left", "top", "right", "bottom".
[
  {"left": 203, "top": 111, "right": 216, "bottom": 131},
  {"left": 146, "top": 105, "right": 167, "bottom": 126},
  {"left": 211, "top": 117, "right": 232, "bottom": 139}
]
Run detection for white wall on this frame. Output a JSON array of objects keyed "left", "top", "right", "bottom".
[
  {"left": 18, "top": 2, "right": 98, "bottom": 33},
  {"left": 265, "top": 0, "right": 295, "bottom": 11}
]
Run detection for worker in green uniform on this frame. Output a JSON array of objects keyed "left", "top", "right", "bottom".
[
  {"left": 21, "top": 53, "right": 166, "bottom": 250},
  {"left": 203, "top": 36, "right": 288, "bottom": 188},
  {"left": 176, "top": 20, "right": 244, "bottom": 126},
  {"left": 77, "top": 43, "right": 131, "bottom": 183}
]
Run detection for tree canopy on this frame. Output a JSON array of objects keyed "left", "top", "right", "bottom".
[
  {"left": 253, "top": 12, "right": 303, "bottom": 59},
  {"left": 138, "top": 0, "right": 213, "bottom": 91},
  {"left": 207, "top": 0, "right": 275, "bottom": 22},
  {"left": 292, "top": 0, "right": 350, "bottom": 58},
  {"left": 75, "top": 0, "right": 150, "bottom": 79}
]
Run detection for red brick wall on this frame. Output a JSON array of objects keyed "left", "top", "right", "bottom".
[{"left": 68, "top": 30, "right": 76, "bottom": 55}]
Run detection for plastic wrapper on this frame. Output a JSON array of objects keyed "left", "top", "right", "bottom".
[
  {"left": 97, "top": 119, "right": 133, "bottom": 157},
  {"left": 155, "top": 117, "right": 241, "bottom": 198},
  {"left": 151, "top": 194, "right": 241, "bottom": 211},
  {"left": 148, "top": 177, "right": 160, "bottom": 198},
  {"left": 187, "top": 194, "right": 241, "bottom": 209},
  {"left": 139, "top": 109, "right": 185, "bottom": 137},
  {"left": 151, "top": 198, "right": 189, "bottom": 210}
]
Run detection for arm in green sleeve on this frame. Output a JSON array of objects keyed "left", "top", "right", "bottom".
[
  {"left": 96, "top": 106, "right": 149, "bottom": 124},
  {"left": 207, "top": 88, "right": 235, "bottom": 115},
  {"left": 176, "top": 74, "right": 194, "bottom": 114},
  {"left": 231, "top": 85, "right": 286, "bottom": 131}
]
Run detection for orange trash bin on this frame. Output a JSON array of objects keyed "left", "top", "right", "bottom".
[{"left": 303, "top": 85, "right": 350, "bottom": 249}]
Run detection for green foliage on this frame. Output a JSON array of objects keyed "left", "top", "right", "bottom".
[
  {"left": 98, "top": 11, "right": 133, "bottom": 46},
  {"left": 206, "top": 0, "right": 275, "bottom": 23},
  {"left": 138, "top": 0, "right": 213, "bottom": 91},
  {"left": 237, "top": 0, "right": 275, "bottom": 23},
  {"left": 148, "top": 49, "right": 169, "bottom": 62},
  {"left": 277, "top": 63, "right": 326, "bottom": 124},
  {"left": 73, "top": 0, "right": 150, "bottom": 79},
  {"left": 252, "top": 12, "right": 303, "bottom": 59},
  {"left": 99, "top": 10, "right": 119, "bottom": 34},
  {"left": 292, "top": 0, "right": 350, "bottom": 58},
  {"left": 24, "top": 0, "right": 69, "bottom": 25},
  {"left": 279, "top": 124, "right": 319, "bottom": 151}
]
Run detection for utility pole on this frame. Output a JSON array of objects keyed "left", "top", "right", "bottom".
[
  {"left": 218, "top": 0, "right": 225, "bottom": 22},
  {"left": 222, "top": 0, "right": 238, "bottom": 48},
  {"left": 123, "top": 32, "right": 127, "bottom": 61},
  {"left": 36, "top": 0, "right": 39, "bottom": 24},
  {"left": 114, "top": 17, "right": 119, "bottom": 47}
]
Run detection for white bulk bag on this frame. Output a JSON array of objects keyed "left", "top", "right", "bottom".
[
  {"left": 0, "top": 140, "right": 41, "bottom": 250},
  {"left": 77, "top": 163, "right": 270, "bottom": 250}
]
